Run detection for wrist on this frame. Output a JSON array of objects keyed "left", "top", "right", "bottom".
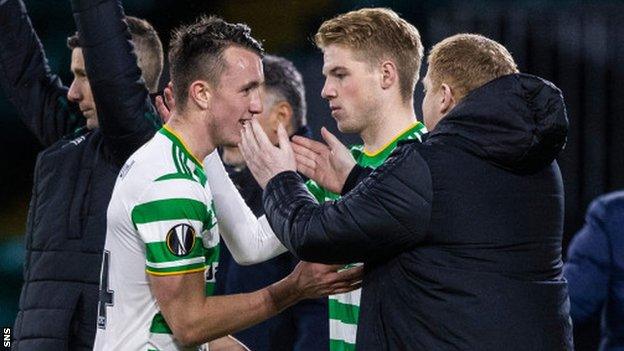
[{"left": 265, "top": 274, "right": 303, "bottom": 313}]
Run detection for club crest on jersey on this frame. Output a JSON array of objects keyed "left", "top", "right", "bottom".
[{"left": 165, "top": 224, "right": 196, "bottom": 257}]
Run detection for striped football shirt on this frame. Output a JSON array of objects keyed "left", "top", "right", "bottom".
[
  {"left": 306, "top": 122, "right": 427, "bottom": 351},
  {"left": 94, "top": 125, "right": 219, "bottom": 351}
]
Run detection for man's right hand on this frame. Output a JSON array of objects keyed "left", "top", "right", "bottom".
[
  {"left": 289, "top": 261, "right": 363, "bottom": 300},
  {"left": 291, "top": 127, "right": 356, "bottom": 194}
]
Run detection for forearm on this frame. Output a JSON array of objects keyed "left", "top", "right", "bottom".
[
  {"left": 156, "top": 273, "right": 301, "bottom": 346},
  {"left": 264, "top": 147, "right": 432, "bottom": 263},
  {"left": 204, "top": 152, "right": 287, "bottom": 264}
]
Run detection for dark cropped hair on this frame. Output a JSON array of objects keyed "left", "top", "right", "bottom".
[
  {"left": 263, "top": 55, "right": 307, "bottom": 131},
  {"left": 67, "top": 16, "right": 164, "bottom": 93},
  {"left": 168, "top": 15, "right": 264, "bottom": 111}
]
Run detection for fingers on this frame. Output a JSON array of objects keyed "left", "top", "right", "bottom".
[
  {"left": 291, "top": 142, "right": 321, "bottom": 161},
  {"left": 328, "top": 282, "right": 362, "bottom": 295},
  {"left": 250, "top": 119, "right": 273, "bottom": 150},
  {"left": 164, "top": 83, "right": 175, "bottom": 109},
  {"left": 155, "top": 96, "right": 170, "bottom": 123},
  {"left": 294, "top": 153, "right": 316, "bottom": 174},
  {"left": 334, "top": 265, "right": 364, "bottom": 281},
  {"left": 239, "top": 123, "right": 256, "bottom": 162},
  {"left": 292, "top": 135, "right": 329, "bottom": 155},
  {"left": 320, "top": 127, "right": 345, "bottom": 151},
  {"left": 276, "top": 123, "right": 293, "bottom": 153}
]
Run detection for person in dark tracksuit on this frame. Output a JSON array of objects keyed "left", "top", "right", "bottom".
[
  {"left": 240, "top": 33, "right": 573, "bottom": 350},
  {"left": 0, "top": 0, "right": 163, "bottom": 348},
  {"left": 214, "top": 55, "right": 328, "bottom": 351},
  {"left": 564, "top": 191, "right": 624, "bottom": 350}
]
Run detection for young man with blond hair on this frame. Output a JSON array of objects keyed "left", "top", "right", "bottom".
[
  {"left": 302, "top": 8, "right": 426, "bottom": 350},
  {"left": 240, "top": 33, "right": 573, "bottom": 350}
]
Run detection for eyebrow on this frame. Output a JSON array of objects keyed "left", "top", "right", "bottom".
[
  {"left": 241, "top": 80, "right": 263, "bottom": 91},
  {"left": 323, "top": 66, "right": 348, "bottom": 77}
]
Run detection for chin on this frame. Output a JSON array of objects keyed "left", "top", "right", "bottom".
[
  {"left": 336, "top": 121, "right": 358, "bottom": 134},
  {"left": 86, "top": 119, "right": 99, "bottom": 130}
]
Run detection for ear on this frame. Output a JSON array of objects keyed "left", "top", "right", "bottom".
[
  {"left": 188, "top": 80, "right": 212, "bottom": 110},
  {"left": 380, "top": 60, "right": 398, "bottom": 90},
  {"left": 439, "top": 83, "right": 456, "bottom": 115},
  {"left": 270, "top": 101, "right": 294, "bottom": 134}
]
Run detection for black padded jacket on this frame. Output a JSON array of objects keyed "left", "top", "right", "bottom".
[
  {"left": 0, "top": 0, "right": 159, "bottom": 349},
  {"left": 264, "top": 74, "right": 574, "bottom": 350}
]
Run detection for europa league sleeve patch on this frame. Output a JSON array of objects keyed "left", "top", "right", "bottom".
[{"left": 165, "top": 224, "right": 197, "bottom": 257}]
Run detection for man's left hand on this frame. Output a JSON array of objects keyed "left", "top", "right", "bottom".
[{"left": 239, "top": 119, "right": 296, "bottom": 189}]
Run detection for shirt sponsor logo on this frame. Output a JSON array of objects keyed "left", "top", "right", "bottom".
[{"left": 165, "top": 224, "right": 196, "bottom": 257}]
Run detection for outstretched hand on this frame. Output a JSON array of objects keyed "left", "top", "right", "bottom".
[
  {"left": 239, "top": 119, "right": 297, "bottom": 189},
  {"left": 291, "top": 262, "right": 363, "bottom": 299},
  {"left": 291, "top": 127, "right": 356, "bottom": 194}
]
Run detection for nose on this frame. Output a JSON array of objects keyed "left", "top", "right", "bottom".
[
  {"left": 321, "top": 78, "right": 336, "bottom": 100},
  {"left": 67, "top": 79, "right": 82, "bottom": 102},
  {"left": 249, "top": 89, "right": 263, "bottom": 114}
]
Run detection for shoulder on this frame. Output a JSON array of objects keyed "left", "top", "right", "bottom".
[
  {"left": 360, "top": 142, "right": 432, "bottom": 197},
  {"left": 587, "top": 191, "right": 624, "bottom": 230},
  {"left": 119, "top": 134, "right": 206, "bottom": 203}
]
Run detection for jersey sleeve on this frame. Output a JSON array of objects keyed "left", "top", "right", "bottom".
[{"left": 131, "top": 181, "right": 212, "bottom": 276}]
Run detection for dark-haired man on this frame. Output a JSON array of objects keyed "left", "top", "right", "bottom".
[
  {"left": 96, "top": 16, "right": 361, "bottom": 350},
  {"left": 0, "top": 0, "right": 163, "bottom": 349}
]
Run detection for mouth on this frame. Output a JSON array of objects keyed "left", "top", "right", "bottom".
[
  {"left": 330, "top": 106, "right": 341, "bottom": 117},
  {"left": 81, "top": 108, "right": 94, "bottom": 117}
]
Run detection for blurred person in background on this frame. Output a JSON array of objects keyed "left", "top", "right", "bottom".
[
  {"left": 216, "top": 55, "right": 329, "bottom": 351},
  {"left": 0, "top": 0, "right": 163, "bottom": 348},
  {"left": 240, "top": 33, "right": 573, "bottom": 350},
  {"left": 564, "top": 191, "right": 624, "bottom": 350}
]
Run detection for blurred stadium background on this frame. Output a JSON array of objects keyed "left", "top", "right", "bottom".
[{"left": 1, "top": 0, "right": 622, "bottom": 349}]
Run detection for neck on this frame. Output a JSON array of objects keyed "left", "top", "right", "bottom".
[
  {"left": 166, "top": 111, "right": 215, "bottom": 161},
  {"left": 222, "top": 146, "right": 247, "bottom": 168},
  {"left": 360, "top": 100, "right": 417, "bottom": 153}
]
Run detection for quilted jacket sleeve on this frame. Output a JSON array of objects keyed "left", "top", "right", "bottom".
[{"left": 263, "top": 143, "right": 433, "bottom": 264}]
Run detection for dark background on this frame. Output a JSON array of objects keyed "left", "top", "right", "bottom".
[{"left": 1, "top": 0, "right": 621, "bottom": 349}]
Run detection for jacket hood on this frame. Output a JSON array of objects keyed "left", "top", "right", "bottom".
[{"left": 428, "top": 73, "right": 568, "bottom": 174}]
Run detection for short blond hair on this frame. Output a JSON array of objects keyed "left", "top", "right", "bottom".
[
  {"left": 314, "top": 8, "right": 423, "bottom": 102},
  {"left": 427, "top": 34, "right": 519, "bottom": 101}
]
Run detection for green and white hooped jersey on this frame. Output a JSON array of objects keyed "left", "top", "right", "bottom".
[
  {"left": 93, "top": 126, "right": 219, "bottom": 351},
  {"left": 306, "top": 122, "right": 427, "bottom": 351}
]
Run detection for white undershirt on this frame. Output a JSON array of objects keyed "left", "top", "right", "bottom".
[{"left": 203, "top": 151, "right": 287, "bottom": 265}]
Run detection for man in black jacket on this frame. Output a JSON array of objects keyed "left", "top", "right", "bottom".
[
  {"left": 240, "top": 33, "right": 573, "bottom": 350},
  {"left": 0, "top": 0, "right": 163, "bottom": 349}
]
